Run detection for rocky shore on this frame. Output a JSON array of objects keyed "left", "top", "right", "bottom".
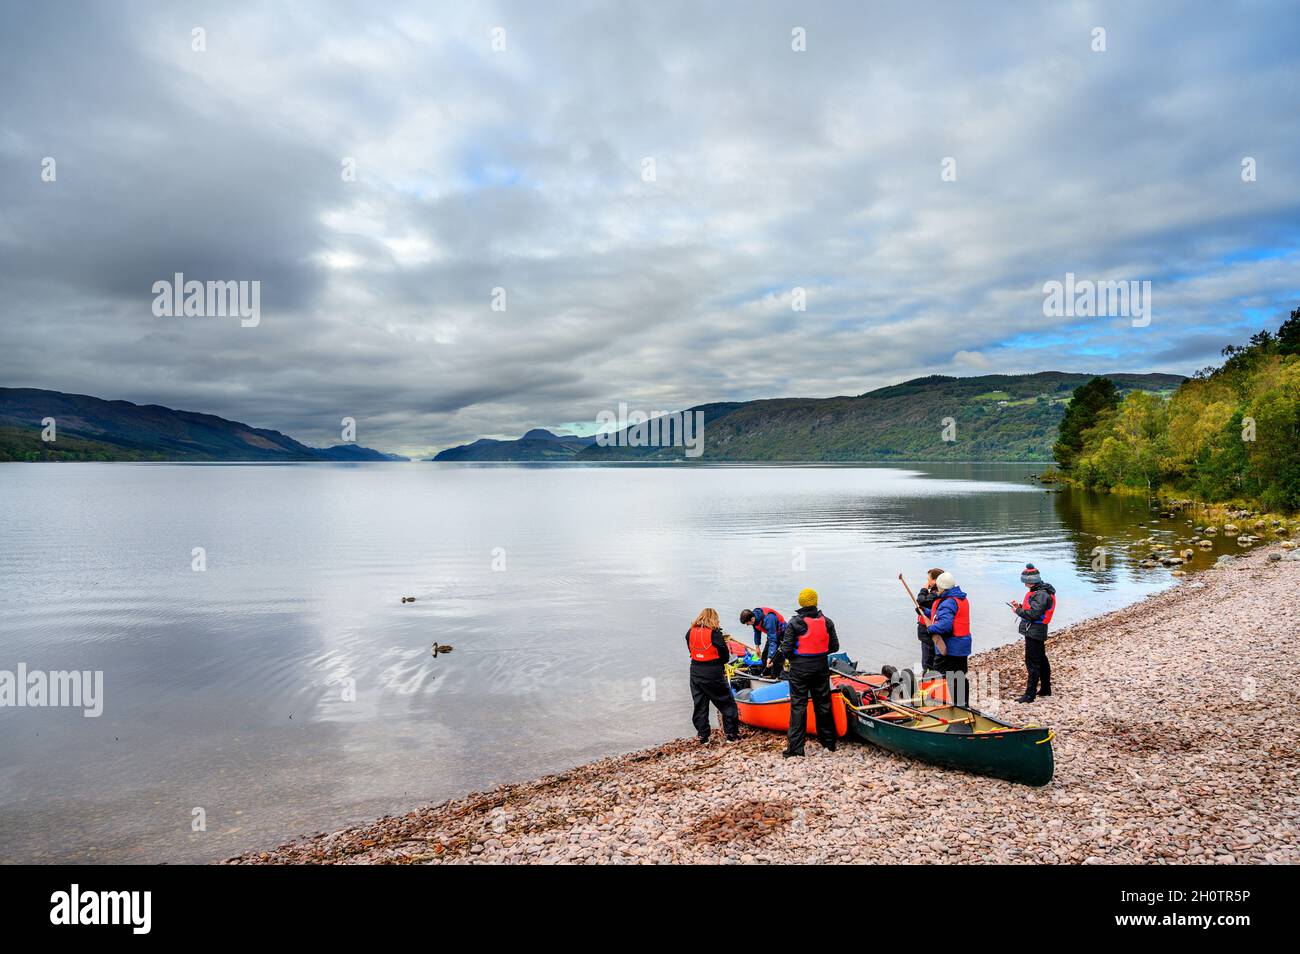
[{"left": 229, "top": 546, "right": 1299, "bottom": 865}]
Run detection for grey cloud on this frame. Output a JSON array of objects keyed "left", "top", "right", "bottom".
[{"left": 2, "top": 0, "right": 1298, "bottom": 456}]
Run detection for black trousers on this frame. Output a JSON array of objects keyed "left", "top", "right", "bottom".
[
  {"left": 690, "top": 663, "right": 739, "bottom": 739},
  {"left": 919, "top": 637, "right": 937, "bottom": 673},
  {"left": 786, "top": 661, "right": 836, "bottom": 754},
  {"left": 934, "top": 654, "right": 968, "bottom": 673},
  {"left": 1024, "top": 637, "right": 1051, "bottom": 698},
  {"left": 933, "top": 655, "right": 969, "bottom": 706}
]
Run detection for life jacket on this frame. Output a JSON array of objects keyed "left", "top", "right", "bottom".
[
  {"left": 751, "top": 607, "right": 786, "bottom": 640},
  {"left": 688, "top": 625, "right": 721, "bottom": 662},
  {"left": 1024, "top": 588, "right": 1056, "bottom": 624},
  {"left": 919, "top": 676, "right": 951, "bottom": 706},
  {"left": 794, "top": 615, "right": 830, "bottom": 656},
  {"left": 930, "top": 595, "right": 971, "bottom": 637}
]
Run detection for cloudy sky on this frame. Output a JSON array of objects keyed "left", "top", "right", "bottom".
[{"left": 2, "top": 1, "right": 1298, "bottom": 455}]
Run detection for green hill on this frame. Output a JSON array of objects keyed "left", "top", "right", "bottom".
[
  {"left": 575, "top": 372, "right": 1184, "bottom": 462},
  {"left": 0, "top": 388, "right": 407, "bottom": 462},
  {"left": 432, "top": 429, "right": 596, "bottom": 461}
]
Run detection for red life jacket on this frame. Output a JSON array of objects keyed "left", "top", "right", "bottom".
[
  {"left": 1024, "top": 589, "right": 1056, "bottom": 624},
  {"left": 794, "top": 615, "right": 830, "bottom": 655},
  {"left": 751, "top": 607, "right": 786, "bottom": 639},
  {"left": 930, "top": 596, "right": 971, "bottom": 637},
  {"left": 688, "top": 625, "right": 721, "bottom": 662}
]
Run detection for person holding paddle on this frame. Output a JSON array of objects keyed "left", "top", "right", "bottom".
[
  {"left": 925, "top": 572, "right": 971, "bottom": 674},
  {"left": 913, "top": 568, "right": 945, "bottom": 672},
  {"left": 770, "top": 587, "right": 840, "bottom": 757},
  {"left": 685, "top": 608, "right": 740, "bottom": 744}
]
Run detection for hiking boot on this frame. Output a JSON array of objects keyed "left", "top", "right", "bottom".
[
  {"left": 1015, "top": 694, "right": 1036, "bottom": 703},
  {"left": 696, "top": 735, "right": 710, "bottom": 744},
  {"left": 782, "top": 749, "right": 804, "bottom": 758}
]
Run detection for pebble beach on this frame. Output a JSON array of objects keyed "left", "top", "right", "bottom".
[{"left": 230, "top": 546, "right": 1299, "bottom": 865}]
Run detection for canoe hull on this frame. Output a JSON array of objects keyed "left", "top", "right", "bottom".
[
  {"left": 735, "top": 689, "right": 849, "bottom": 737},
  {"left": 846, "top": 705, "right": 1054, "bottom": 786}
]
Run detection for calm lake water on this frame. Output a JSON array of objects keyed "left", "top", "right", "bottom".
[{"left": 0, "top": 461, "right": 1182, "bottom": 863}]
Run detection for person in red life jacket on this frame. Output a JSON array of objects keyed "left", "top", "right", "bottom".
[
  {"left": 926, "top": 571, "right": 971, "bottom": 673},
  {"left": 914, "top": 568, "right": 946, "bottom": 673},
  {"left": 738, "top": 606, "right": 786, "bottom": 669},
  {"left": 1011, "top": 563, "right": 1056, "bottom": 703},
  {"left": 770, "top": 587, "right": 839, "bottom": 757},
  {"left": 685, "top": 607, "right": 740, "bottom": 743}
]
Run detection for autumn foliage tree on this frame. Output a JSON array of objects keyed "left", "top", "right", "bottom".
[{"left": 1057, "top": 306, "right": 1300, "bottom": 511}]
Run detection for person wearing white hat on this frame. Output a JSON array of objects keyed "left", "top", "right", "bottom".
[{"left": 925, "top": 571, "right": 972, "bottom": 674}]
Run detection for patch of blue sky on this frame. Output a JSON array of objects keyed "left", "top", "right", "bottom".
[
  {"left": 458, "top": 143, "right": 528, "bottom": 189},
  {"left": 1217, "top": 245, "right": 1296, "bottom": 266},
  {"left": 992, "top": 325, "right": 1139, "bottom": 364},
  {"left": 1156, "top": 244, "right": 1300, "bottom": 284},
  {"left": 999, "top": 329, "right": 1094, "bottom": 352},
  {"left": 1068, "top": 344, "right": 1129, "bottom": 360},
  {"left": 391, "top": 175, "right": 441, "bottom": 200}
]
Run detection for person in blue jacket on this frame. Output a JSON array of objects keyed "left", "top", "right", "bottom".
[
  {"left": 738, "top": 606, "right": 785, "bottom": 670},
  {"left": 925, "top": 571, "right": 972, "bottom": 674}
]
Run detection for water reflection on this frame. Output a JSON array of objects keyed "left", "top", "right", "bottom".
[{"left": 0, "top": 461, "right": 1183, "bottom": 862}]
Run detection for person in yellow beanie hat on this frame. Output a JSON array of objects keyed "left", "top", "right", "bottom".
[{"left": 770, "top": 587, "right": 839, "bottom": 757}]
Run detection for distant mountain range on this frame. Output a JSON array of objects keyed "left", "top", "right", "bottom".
[
  {"left": 0, "top": 388, "right": 408, "bottom": 462},
  {"left": 2, "top": 372, "right": 1186, "bottom": 464},
  {"left": 433, "top": 372, "right": 1186, "bottom": 463},
  {"left": 430, "top": 428, "right": 596, "bottom": 461}
]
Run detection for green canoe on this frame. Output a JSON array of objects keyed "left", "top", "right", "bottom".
[{"left": 844, "top": 698, "right": 1055, "bottom": 786}]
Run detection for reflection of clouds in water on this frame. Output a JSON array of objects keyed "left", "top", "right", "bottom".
[
  {"left": 0, "top": 462, "right": 1181, "bottom": 862},
  {"left": 436, "top": 650, "right": 563, "bottom": 696},
  {"left": 299, "top": 642, "right": 584, "bottom": 703},
  {"left": 377, "top": 659, "right": 434, "bottom": 696}
]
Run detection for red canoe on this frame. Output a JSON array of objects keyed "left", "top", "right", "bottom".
[{"left": 733, "top": 686, "right": 850, "bottom": 737}]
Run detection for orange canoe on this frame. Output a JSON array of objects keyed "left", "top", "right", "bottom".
[
  {"left": 734, "top": 686, "right": 849, "bottom": 737},
  {"left": 832, "top": 671, "right": 951, "bottom": 706}
]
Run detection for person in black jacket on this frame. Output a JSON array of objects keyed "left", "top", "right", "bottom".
[
  {"left": 915, "top": 568, "right": 945, "bottom": 673},
  {"left": 1011, "top": 564, "right": 1057, "bottom": 703},
  {"left": 685, "top": 607, "right": 740, "bottom": 743},
  {"left": 771, "top": 588, "right": 840, "bottom": 757}
]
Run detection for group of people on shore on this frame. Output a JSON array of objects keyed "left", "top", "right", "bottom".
[
  {"left": 685, "top": 565, "right": 1058, "bottom": 754},
  {"left": 686, "top": 587, "right": 840, "bottom": 756}
]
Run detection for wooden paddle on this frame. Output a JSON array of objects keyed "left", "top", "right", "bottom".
[
  {"left": 900, "top": 573, "right": 945, "bottom": 656},
  {"left": 834, "top": 670, "right": 955, "bottom": 723},
  {"left": 898, "top": 573, "right": 923, "bottom": 613},
  {"left": 875, "top": 697, "right": 954, "bottom": 725}
]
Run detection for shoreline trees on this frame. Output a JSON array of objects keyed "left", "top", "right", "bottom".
[{"left": 1053, "top": 306, "right": 1300, "bottom": 512}]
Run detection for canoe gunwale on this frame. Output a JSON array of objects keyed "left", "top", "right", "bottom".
[{"left": 842, "top": 696, "right": 1055, "bottom": 786}]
